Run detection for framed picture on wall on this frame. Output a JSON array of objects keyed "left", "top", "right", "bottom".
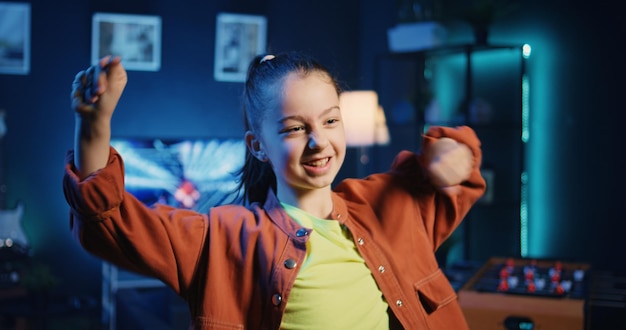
[
  {"left": 92, "top": 13, "right": 162, "bottom": 71},
  {"left": 0, "top": 2, "right": 30, "bottom": 75},
  {"left": 214, "top": 13, "right": 267, "bottom": 82}
]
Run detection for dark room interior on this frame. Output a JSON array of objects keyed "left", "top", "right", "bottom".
[{"left": 0, "top": 0, "right": 624, "bottom": 329}]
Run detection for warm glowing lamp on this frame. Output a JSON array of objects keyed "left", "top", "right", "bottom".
[
  {"left": 374, "top": 104, "right": 391, "bottom": 146},
  {"left": 340, "top": 90, "right": 390, "bottom": 147},
  {"left": 339, "top": 90, "right": 390, "bottom": 176}
]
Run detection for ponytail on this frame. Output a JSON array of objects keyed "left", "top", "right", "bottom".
[{"left": 236, "top": 149, "right": 276, "bottom": 206}]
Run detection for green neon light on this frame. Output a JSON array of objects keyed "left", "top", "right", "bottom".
[
  {"left": 520, "top": 45, "right": 530, "bottom": 257},
  {"left": 522, "top": 76, "right": 530, "bottom": 143},
  {"left": 523, "top": 44, "right": 532, "bottom": 58},
  {"left": 520, "top": 171, "right": 529, "bottom": 257}
]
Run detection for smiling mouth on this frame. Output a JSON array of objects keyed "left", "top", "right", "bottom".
[{"left": 305, "top": 157, "right": 330, "bottom": 167}]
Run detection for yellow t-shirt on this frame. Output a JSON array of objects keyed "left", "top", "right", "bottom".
[{"left": 279, "top": 203, "right": 389, "bottom": 329}]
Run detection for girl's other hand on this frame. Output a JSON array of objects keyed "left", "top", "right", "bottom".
[{"left": 423, "top": 137, "right": 474, "bottom": 189}]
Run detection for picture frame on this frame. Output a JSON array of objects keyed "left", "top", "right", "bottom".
[
  {"left": 214, "top": 13, "right": 267, "bottom": 82},
  {"left": 92, "top": 12, "right": 162, "bottom": 71},
  {"left": 0, "top": 2, "right": 30, "bottom": 75}
]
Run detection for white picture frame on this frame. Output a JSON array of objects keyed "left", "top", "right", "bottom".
[
  {"left": 214, "top": 13, "right": 267, "bottom": 82},
  {"left": 92, "top": 12, "right": 162, "bottom": 71},
  {"left": 0, "top": 2, "right": 30, "bottom": 75}
]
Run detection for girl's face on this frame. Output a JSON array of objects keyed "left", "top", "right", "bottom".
[{"left": 257, "top": 71, "right": 346, "bottom": 198}]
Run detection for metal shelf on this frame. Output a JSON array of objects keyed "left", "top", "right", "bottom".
[{"left": 102, "top": 262, "right": 166, "bottom": 330}]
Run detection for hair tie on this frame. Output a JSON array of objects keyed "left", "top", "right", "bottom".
[{"left": 260, "top": 54, "right": 275, "bottom": 63}]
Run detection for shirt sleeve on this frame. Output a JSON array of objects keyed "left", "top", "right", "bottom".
[
  {"left": 335, "top": 125, "right": 486, "bottom": 250},
  {"left": 62, "top": 147, "right": 207, "bottom": 295}
]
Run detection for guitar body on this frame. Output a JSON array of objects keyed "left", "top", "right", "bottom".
[
  {"left": 0, "top": 110, "right": 29, "bottom": 258},
  {"left": 0, "top": 202, "right": 28, "bottom": 254},
  {"left": 0, "top": 111, "right": 30, "bottom": 299}
]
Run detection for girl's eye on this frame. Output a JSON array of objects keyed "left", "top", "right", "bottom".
[
  {"left": 326, "top": 118, "right": 340, "bottom": 125},
  {"left": 282, "top": 125, "right": 305, "bottom": 134}
]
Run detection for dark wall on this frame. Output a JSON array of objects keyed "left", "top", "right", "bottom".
[
  {"left": 0, "top": 0, "right": 624, "bottom": 304},
  {"left": 0, "top": 0, "right": 360, "bottom": 299}
]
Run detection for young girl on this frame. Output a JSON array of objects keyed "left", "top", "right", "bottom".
[{"left": 64, "top": 51, "right": 485, "bottom": 329}]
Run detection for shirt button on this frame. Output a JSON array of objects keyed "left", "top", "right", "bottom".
[
  {"left": 296, "top": 228, "right": 308, "bottom": 237},
  {"left": 357, "top": 238, "right": 364, "bottom": 245},
  {"left": 378, "top": 265, "right": 385, "bottom": 273},
  {"left": 284, "top": 259, "right": 297, "bottom": 269},
  {"left": 396, "top": 300, "right": 403, "bottom": 307},
  {"left": 272, "top": 293, "right": 282, "bottom": 306}
]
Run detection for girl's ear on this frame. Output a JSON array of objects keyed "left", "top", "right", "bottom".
[{"left": 245, "top": 131, "right": 268, "bottom": 162}]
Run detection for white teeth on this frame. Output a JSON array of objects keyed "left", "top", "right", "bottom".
[{"left": 307, "top": 157, "right": 329, "bottom": 167}]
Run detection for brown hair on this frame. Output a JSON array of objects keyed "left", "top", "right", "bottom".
[{"left": 235, "top": 51, "right": 342, "bottom": 205}]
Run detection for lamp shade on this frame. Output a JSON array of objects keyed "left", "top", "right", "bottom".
[
  {"left": 375, "top": 105, "right": 390, "bottom": 145},
  {"left": 340, "top": 90, "right": 390, "bottom": 147}
]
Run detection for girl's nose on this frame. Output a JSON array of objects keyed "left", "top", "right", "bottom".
[{"left": 308, "top": 130, "right": 329, "bottom": 150}]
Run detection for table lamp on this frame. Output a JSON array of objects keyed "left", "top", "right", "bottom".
[{"left": 339, "top": 90, "right": 390, "bottom": 177}]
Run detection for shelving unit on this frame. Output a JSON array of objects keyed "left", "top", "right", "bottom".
[
  {"left": 102, "top": 262, "right": 189, "bottom": 330},
  {"left": 375, "top": 43, "right": 529, "bottom": 264},
  {"left": 101, "top": 262, "right": 166, "bottom": 330}
]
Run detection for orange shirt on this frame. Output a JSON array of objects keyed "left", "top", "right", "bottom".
[{"left": 63, "top": 125, "right": 485, "bottom": 329}]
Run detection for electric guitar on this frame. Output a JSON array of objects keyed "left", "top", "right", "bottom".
[{"left": 0, "top": 109, "right": 29, "bottom": 257}]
